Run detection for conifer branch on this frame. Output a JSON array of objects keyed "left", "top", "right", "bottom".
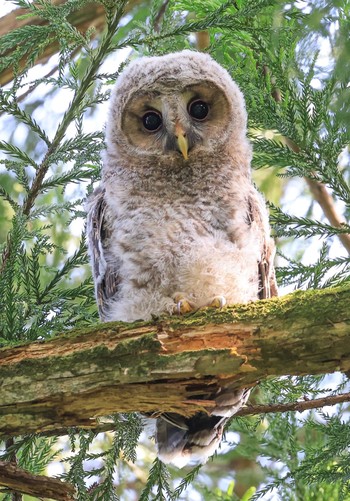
[
  {"left": 0, "top": 461, "right": 75, "bottom": 501},
  {"left": 0, "top": 1, "right": 127, "bottom": 275},
  {"left": 267, "top": 90, "right": 350, "bottom": 255},
  {"left": 0, "top": 0, "right": 144, "bottom": 86},
  {"left": 22, "top": 1, "right": 128, "bottom": 216},
  {"left": 10, "top": 64, "right": 60, "bottom": 106}
]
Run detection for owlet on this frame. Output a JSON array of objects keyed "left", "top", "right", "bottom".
[{"left": 86, "top": 50, "right": 277, "bottom": 468}]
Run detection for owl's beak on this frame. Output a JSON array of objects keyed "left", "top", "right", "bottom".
[{"left": 175, "top": 122, "right": 189, "bottom": 160}]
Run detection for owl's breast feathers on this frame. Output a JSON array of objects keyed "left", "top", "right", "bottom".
[{"left": 87, "top": 183, "right": 277, "bottom": 320}]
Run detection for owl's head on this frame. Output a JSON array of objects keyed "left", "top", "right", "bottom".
[{"left": 105, "top": 50, "right": 250, "bottom": 171}]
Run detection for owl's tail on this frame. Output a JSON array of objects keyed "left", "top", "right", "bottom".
[
  {"left": 156, "top": 388, "right": 250, "bottom": 468},
  {"left": 156, "top": 412, "right": 225, "bottom": 468}
]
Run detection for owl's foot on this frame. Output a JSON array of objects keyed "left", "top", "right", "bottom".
[
  {"left": 173, "top": 294, "right": 196, "bottom": 315},
  {"left": 207, "top": 296, "right": 227, "bottom": 309}
]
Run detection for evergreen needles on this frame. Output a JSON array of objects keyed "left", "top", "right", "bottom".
[{"left": 0, "top": 0, "right": 349, "bottom": 500}]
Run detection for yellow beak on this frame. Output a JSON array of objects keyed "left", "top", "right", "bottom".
[{"left": 175, "top": 122, "right": 188, "bottom": 160}]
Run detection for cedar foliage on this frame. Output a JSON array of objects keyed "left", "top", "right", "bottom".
[{"left": 0, "top": 0, "right": 349, "bottom": 499}]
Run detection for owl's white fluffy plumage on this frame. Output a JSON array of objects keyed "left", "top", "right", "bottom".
[{"left": 86, "top": 49, "right": 277, "bottom": 467}]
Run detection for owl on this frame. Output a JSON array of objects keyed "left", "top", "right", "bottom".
[{"left": 86, "top": 50, "right": 277, "bottom": 468}]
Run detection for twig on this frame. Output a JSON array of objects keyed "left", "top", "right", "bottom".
[
  {"left": 14, "top": 66, "right": 59, "bottom": 106},
  {"left": 235, "top": 392, "right": 350, "bottom": 417},
  {"left": 153, "top": 0, "right": 170, "bottom": 33},
  {"left": 0, "top": 461, "right": 75, "bottom": 501},
  {"left": 305, "top": 177, "right": 350, "bottom": 255}
]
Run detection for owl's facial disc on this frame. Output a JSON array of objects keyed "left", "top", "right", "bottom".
[{"left": 120, "top": 82, "right": 230, "bottom": 161}]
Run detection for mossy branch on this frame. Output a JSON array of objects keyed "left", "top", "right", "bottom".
[{"left": 0, "top": 285, "right": 349, "bottom": 438}]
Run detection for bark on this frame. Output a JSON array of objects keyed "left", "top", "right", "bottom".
[
  {"left": 0, "top": 285, "right": 349, "bottom": 439},
  {"left": 0, "top": 461, "right": 75, "bottom": 500}
]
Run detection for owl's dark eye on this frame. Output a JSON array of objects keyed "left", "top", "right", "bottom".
[
  {"left": 142, "top": 111, "right": 162, "bottom": 132},
  {"left": 188, "top": 100, "right": 209, "bottom": 121}
]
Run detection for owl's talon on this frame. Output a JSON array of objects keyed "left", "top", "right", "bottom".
[
  {"left": 176, "top": 299, "right": 194, "bottom": 315},
  {"left": 208, "top": 296, "right": 227, "bottom": 309},
  {"left": 173, "top": 294, "right": 195, "bottom": 315}
]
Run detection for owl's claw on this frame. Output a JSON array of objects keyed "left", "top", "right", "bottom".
[
  {"left": 172, "top": 295, "right": 226, "bottom": 315},
  {"left": 208, "top": 296, "right": 227, "bottom": 309},
  {"left": 173, "top": 294, "right": 195, "bottom": 315}
]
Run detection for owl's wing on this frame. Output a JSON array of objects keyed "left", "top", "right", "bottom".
[
  {"left": 247, "top": 192, "right": 278, "bottom": 300},
  {"left": 259, "top": 240, "right": 278, "bottom": 299},
  {"left": 86, "top": 186, "right": 120, "bottom": 320}
]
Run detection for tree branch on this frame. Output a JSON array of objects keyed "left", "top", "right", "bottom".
[
  {"left": 153, "top": 0, "right": 170, "bottom": 33},
  {"left": 284, "top": 137, "right": 350, "bottom": 255},
  {"left": 0, "top": 461, "right": 75, "bottom": 501},
  {"left": 235, "top": 392, "right": 350, "bottom": 417},
  {"left": 305, "top": 177, "right": 350, "bottom": 255},
  {"left": 0, "top": 1, "right": 103, "bottom": 87},
  {"left": 0, "top": 285, "right": 349, "bottom": 438},
  {"left": 3, "top": 439, "right": 22, "bottom": 501},
  {"left": 38, "top": 392, "right": 350, "bottom": 439},
  {"left": 35, "top": 391, "right": 350, "bottom": 441}
]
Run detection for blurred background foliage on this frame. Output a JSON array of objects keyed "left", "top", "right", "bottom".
[{"left": 0, "top": 0, "right": 350, "bottom": 499}]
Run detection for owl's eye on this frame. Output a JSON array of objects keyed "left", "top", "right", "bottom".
[
  {"left": 142, "top": 111, "right": 162, "bottom": 132},
  {"left": 188, "top": 100, "right": 209, "bottom": 121}
]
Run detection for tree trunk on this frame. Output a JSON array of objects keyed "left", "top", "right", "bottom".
[{"left": 0, "top": 285, "right": 349, "bottom": 438}]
